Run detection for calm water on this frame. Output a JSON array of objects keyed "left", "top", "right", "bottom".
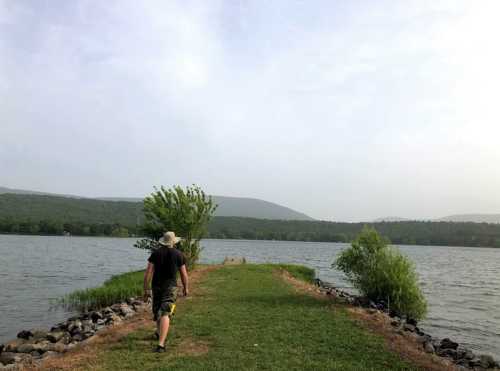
[{"left": 0, "top": 236, "right": 499, "bottom": 358}]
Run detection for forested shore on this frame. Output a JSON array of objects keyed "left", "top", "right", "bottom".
[{"left": 2, "top": 216, "right": 500, "bottom": 248}]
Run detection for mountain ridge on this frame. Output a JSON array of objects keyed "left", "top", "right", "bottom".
[{"left": 0, "top": 186, "right": 314, "bottom": 221}]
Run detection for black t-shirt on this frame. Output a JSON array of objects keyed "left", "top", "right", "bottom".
[{"left": 148, "top": 247, "right": 186, "bottom": 289}]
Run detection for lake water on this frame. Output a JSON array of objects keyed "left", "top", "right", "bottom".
[{"left": 0, "top": 235, "right": 499, "bottom": 359}]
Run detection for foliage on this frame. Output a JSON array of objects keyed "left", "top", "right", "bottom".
[
  {"left": 334, "top": 227, "right": 427, "bottom": 320},
  {"left": 92, "top": 265, "right": 415, "bottom": 370},
  {"left": 60, "top": 270, "right": 144, "bottom": 311},
  {"left": 3, "top": 193, "right": 500, "bottom": 248},
  {"left": 136, "top": 185, "right": 217, "bottom": 269}
]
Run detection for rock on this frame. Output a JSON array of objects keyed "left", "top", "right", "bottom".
[
  {"left": 0, "top": 364, "right": 19, "bottom": 371},
  {"left": 478, "top": 354, "right": 497, "bottom": 368},
  {"left": 416, "top": 334, "right": 431, "bottom": 344},
  {"left": 47, "top": 343, "right": 67, "bottom": 353},
  {"left": 30, "top": 350, "right": 42, "bottom": 359},
  {"left": 16, "top": 330, "right": 32, "bottom": 340},
  {"left": 90, "top": 311, "right": 103, "bottom": 322},
  {"left": 102, "top": 307, "right": 113, "bottom": 315},
  {"left": 110, "top": 303, "right": 123, "bottom": 313},
  {"left": 119, "top": 304, "right": 135, "bottom": 318},
  {"left": 42, "top": 351, "right": 59, "bottom": 359},
  {"left": 437, "top": 348, "right": 458, "bottom": 359},
  {"left": 424, "top": 342, "right": 435, "bottom": 353},
  {"left": 0, "top": 343, "right": 4, "bottom": 353},
  {"left": 4, "top": 339, "right": 25, "bottom": 352},
  {"left": 30, "top": 329, "right": 49, "bottom": 341},
  {"left": 367, "top": 308, "right": 378, "bottom": 315},
  {"left": 105, "top": 313, "right": 122, "bottom": 324},
  {"left": 72, "top": 334, "right": 84, "bottom": 342},
  {"left": 462, "top": 349, "right": 475, "bottom": 360},
  {"left": 403, "top": 324, "right": 416, "bottom": 332},
  {"left": 0, "top": 352, "right": 17, "bottom": 365},
  {"left": 406, "top": 318, "right": 418, "bottom": 326},
  {"left": 440, "top": 338, "right": 459, "bottom": 350},
  {"left": 34, "top": 341, "right": 50, "bottom": 353},
  {"left": 46, "top": 331, "right": 64, "bottom": 343},
  {"left": 0, "top": 352, "right": 30, "bottom": 365},
  {"left": 16, "top": 344, "right": 37, "bottom": 354},
  {"left": 390, "top": 320, "right": 400, "bottom": 327}
]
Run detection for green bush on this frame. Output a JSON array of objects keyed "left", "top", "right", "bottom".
[
  {"left": 333, "top": 227, "right": 427, "bottom": 320},
  {"left": 136, "top": 185, "right": 217, "bottom": 270}
]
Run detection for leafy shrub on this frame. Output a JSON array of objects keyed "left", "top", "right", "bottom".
[
  {"left": 333, "top": 227, "right": 427, "bottom": 320},
  {"left": 135, "top": 185, "right": 217, "bottom": 270}
]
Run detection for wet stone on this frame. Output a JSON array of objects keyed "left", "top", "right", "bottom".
[
  {"left": 403, "top": 324, "right": 416, "bottom": 332},
  {"left": 440, "top": 338, "right": 459, "bottom": 350},
  {"left": 46, "top": 331, "right": 64, "bottom": 343},
  {"left": 424, "top": 342, "right": 435, "bottom": 354},
  {"left": 4, "top": 339, "right": 25, "bottom": 352},
  {"left": 16, "top": 331, "right": 32, "bottom": 340}
]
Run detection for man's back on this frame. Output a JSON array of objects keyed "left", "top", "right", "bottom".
[{"left": 148, "top": 247, "right": 186, "bottom": 289}]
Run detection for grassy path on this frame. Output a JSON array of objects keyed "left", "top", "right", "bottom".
[{"left": 73, "top": 264, "right": 417, "bottom": 371}]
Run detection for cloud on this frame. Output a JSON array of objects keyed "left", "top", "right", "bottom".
[{"left": 1, "top": 0, "right": 500, "bottom": 220}]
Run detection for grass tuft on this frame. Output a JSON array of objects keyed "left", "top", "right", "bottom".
[{"left": 61, "top": 270, "right": 144, "bottom": 311}]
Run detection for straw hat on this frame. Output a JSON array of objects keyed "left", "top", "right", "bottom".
[{"left": 158, "top": 231, "right": 182, "bottom": 247}]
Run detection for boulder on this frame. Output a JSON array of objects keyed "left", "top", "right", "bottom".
[
  {"left": 119, "top": 304, "right": 135, "bottom": 318},
  {"left": 406, "top": 318, "right": 418, "bottom": 326},
  {"left": 16, "top": 330, "right": 32, "bottom": 340},
  {"left": 102, "top": 307, "right": 113, "bottom": 315},
  {"left": 46, "top": 332, "right": 64, "bottom": 343},
  {"left": 47, "top": 343, "right": 67, "bottom": 353},
  {"left": 437, "top": 348, "right": 458, "bottom": 360},
  {"left": 424, "top": 342, "right": 435, "bottom": 354},
  {"left": 403, "top": 324, "right": 416, "bottom": 332},
  {"left": 30, "top": 329, "right": 49, "bottom": 341},
  {"left": 4, "top": 339, "right": 25, "bottom": 352},
  {"left": 90, "top": 311, "right": 103, "bottom": 322},
  {"left": 478, "top": 354, "right": 497, "bottom": 369},
  {"left": 390, "top": 320, "right": 400, "bottom": 327},
  {"left": 0, "top": 364, "right": 20, "bottom": 370},
  {"left": 416, "top": 334, "right": 431, "bottom": 344},
  {"left": 72, "top": 334, "right": 84, "bottom": 342},
  {"left": 0, "top": 352, "right": 30, "bottom": 365},
  {"left": 0, "top": 343, "right": 4, "bottom": 353},
  {"left": 440, "top": 338, "right": 459, "bottom": 350},
  {"left": 16, "top": 344, "right": 36, "bottom": 354},
  {"left": 34, "top": 341, "right": 50, "bottom": 353},
  {"left": 42, "top": 351, "right": 59, "bottom": 359},
  {"left": 110, "top": 303, "right": 123, "bottom": 313}
]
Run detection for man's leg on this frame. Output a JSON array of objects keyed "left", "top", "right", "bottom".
[{"left": 157, "top": 314, "right": 170, "bottom": 347}]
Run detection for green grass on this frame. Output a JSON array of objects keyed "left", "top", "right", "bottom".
[
  {"left": 61, "top": 270, "right": 145, "bottom": 311},
  {"left": 85, "top": 264, "right": 416, "bottom": 371}
]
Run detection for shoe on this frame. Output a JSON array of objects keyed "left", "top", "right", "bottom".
[{"left": 154, "top": 345, "right": 166, "bottom": 353}]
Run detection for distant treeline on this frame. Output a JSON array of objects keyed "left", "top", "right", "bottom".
[
  {"left": 206, "top": 217, "right": 500, "bottom": 247},
  {"left": 2, "top": 216, "right": 500, "bottom": 248}
]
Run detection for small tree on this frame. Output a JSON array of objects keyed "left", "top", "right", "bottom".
[
  {"left": 333, "top": 226, "right": 427, "bottom": 320},
  {"left": 135, "top": 185, "right": 217, "bottom": 270}
]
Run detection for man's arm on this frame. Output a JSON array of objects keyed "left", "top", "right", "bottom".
[
  {"left": 180, "top": 264, "right": 189, "bottom": 296},
  {"left": 143, "top": 262, "right": 154, "bottom": 301}
]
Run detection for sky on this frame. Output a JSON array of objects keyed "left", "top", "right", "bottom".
[{"left": 1, "top": 0, "right": 500, "bottom": 222}]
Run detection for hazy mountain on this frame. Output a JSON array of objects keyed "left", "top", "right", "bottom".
[
  {"left": 0, "top": 186, "right": 313, "bottom": 221},
  {"left": 373, "top": 216, "right": 410, "bottom": 222},
  {"left": 438, "top": 214, "right": 500, "bottom": 224}
]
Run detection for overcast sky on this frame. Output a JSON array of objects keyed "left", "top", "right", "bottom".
[{"left": 1, "top": 1, "right": 500, "bottom": 222}]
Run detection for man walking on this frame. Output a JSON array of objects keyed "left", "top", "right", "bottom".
[{"left": 143, "top": 231, "right": 189, "bottom": 353}]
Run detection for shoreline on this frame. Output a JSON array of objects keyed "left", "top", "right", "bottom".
[{"left": 1, "top": 264, "right": 499, "bottom": 370}]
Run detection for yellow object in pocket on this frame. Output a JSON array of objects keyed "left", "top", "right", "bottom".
[{"left": 170, "top": 303, "right": 176, "bottom": 316}]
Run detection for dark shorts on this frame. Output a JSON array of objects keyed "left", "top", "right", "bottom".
[{"left": 152, "top": 285, "right": 178, "bottom": 321}]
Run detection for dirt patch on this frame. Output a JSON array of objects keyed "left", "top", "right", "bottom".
[
  {"left": 277, "top": 269, "right": 458, "bottom": 371},
  {"left": 30, "top": 265, "right": 220, "bottom": 371},
  {"left": 175, "top": 338, "right": 210, "bottom": 357}
]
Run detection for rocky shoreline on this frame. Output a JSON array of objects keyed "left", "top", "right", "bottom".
[
  {"left": 313, "top": 278, "right": 500, "bottom": 371},
  {"left": 0, "top": 298, "right": 149, "bottom": 370}
]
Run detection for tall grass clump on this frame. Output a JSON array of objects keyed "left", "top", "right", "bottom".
[
  {"left": 333, "top": 227, "right": 427, "bottom": 320},
  {"left": 61, "top": 270, "right": 144, "bottom": 311}
]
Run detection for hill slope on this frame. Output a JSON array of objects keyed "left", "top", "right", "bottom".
[
  {"left": 438, "top": 214, "right": 500, "bottom": 224},
  {"left": 0, "top": 187, "right": 313, "bottom": 221}
]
